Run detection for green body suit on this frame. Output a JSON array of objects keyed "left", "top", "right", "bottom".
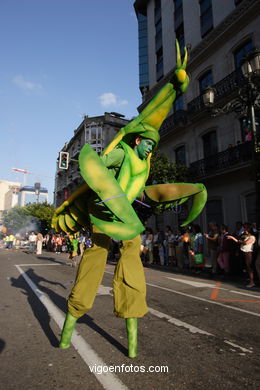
[{"left": 55, "top": 41, "right": 207, "bottom": 357}]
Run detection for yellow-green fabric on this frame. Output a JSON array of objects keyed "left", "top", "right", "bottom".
[{"left": 68, "top": 229, "right": 147, "bottom": 319}]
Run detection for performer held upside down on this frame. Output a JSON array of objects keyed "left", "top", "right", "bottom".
[{"left": 52, "top": 41, "right": 207, "bottom": 358}]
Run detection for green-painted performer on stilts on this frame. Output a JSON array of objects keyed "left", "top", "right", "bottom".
[{"left": 52, "top": 41, "right": 207, "bottom": 358}]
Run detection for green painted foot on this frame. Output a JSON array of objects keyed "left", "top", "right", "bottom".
[
  {"left": 59, "top": 312, "right": 78, "bottom": 349},
  {"left": 126, "top": 318, "right": 138, "bottom": 358}
]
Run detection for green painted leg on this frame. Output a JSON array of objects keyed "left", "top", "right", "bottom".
[
  {"left": 126, "top": 318, "right": 138, "bottom": 358},
  {"left": 59, "top": 312, "right": 78, "bottom": 349}
]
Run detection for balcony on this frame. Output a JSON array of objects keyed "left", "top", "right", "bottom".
[
  {"left": 189, "top": 141, "right": 252, "bottom": 180},
  {"left": 187, "top": 68, "right": 246, "bottom": 118},
  {"left": 159, "top": 110, "right": 188, "bottom": 138}
]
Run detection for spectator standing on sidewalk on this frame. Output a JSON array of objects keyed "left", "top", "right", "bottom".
[
  {"left": 204, "top": 222, "right": 219, "bottom": 275},
  {"left": 145, "top": 227, "right": 154, "bottom": 265},
  {"left": 36, "top": 232, "right": 43, "bottom": 255},
  {"left": 173, "top": 229, "right": 183, "bottom": 269},
  {"left": 168, "top": 227, "right": 176, "bottom": 266},
  {"left": 56, "top": 234, "right": 63, "bottom": 254},
  {"left": 152, "top": 227, "right": 159, "bottom": 264},
  {"left": 163, "top": 225, "right": 171, "bottom": 266},
  {"left": 192, "top": 224, "right": 205, "bottom": 272},
  {"left": 28, "top": 232, "right": 36, "bottom": 253},
  {"left": 217, "top": 225, "right": 231, "bottom": 277},
  {"left": 78, "top": 233, "right": 86, "bottom": 256},
  {"left": 228, "top": 224, "right": 256, "bottom": 288}
]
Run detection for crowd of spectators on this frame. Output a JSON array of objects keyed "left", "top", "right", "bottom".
[
  {"left": 1, "top": 220, "right": 259, "bottom": 287},
  {"left": 137, "top": 221, "right": 259, "bottom": 288}
]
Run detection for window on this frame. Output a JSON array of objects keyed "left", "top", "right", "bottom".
[
  {"left": 240, "top": 114, "right": 260, "bottom": 143},
  {"left": 138, "top": 13, "right": 149, "bottom": 89},
  {"left": 85, "top": 125, "right": 103, "bottom": 154},
  {"left": 199, "top": 70, "right": 213, "bottom": 93},
  {"left": 234, "top": 40, "right": 253, "bottom": 69},
  {"left": 203, "top": 130, "right": 217, "bottom": 157},
  {"left": 206, "top": 199, "right": 223, "bottom": 226},
  {"left": 175, "top": 24, "right": 185, "bottom": 54},
  {"left": 234, "top": 0, "right": 244, "bottom": 5},
  {"left": 245, "top": 193, "right": 256, "bottom": 223},
  {"left": 174, "top": 0, "right": 183, "bottom": 29},
  {"left": 175, "top": 145, "right": 186, "bottom": 165},
  {"left": 200, "top": 0, "right": 213, "bottom": 37},
  {"left": 174, "top": 94, "right": 183, "bottom": 112},
  {"left": 155, "top": 18, "right": 162, "bottom": 51},
  {"left": 156, "top": 47, "right": 164, "bottom": 81}
]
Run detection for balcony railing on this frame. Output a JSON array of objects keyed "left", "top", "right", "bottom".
[
  {"left": 187, "top": 68, "right": 246, "bottom": 117},
  {"left": 159, "top": 110, "right": 188, "bottom": 137},
  {"left": 189, "top": 141, "right": 252, "bottom": 179}
]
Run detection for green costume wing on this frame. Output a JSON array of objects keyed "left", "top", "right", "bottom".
[{"left": 79, "top": 144, "right": 144, "bottom": 240}]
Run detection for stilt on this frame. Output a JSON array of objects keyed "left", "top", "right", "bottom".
[
  {"left": 126, "top": 318, "right": 138, "bottom": 358},
  {"left": 59, "top": 312, "right": 78, "bottom": 349}
]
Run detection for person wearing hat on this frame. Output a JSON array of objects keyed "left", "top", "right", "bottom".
[{"left": 54, "top": 41, "right": 207, "bottom": 358}]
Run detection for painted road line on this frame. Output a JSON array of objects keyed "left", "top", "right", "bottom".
[
  {"left": 230, "top": 290, "right": 260, "bottom": 299},
  {"left": 145, "top": 282, "right": 260, "bottom": 318},
  {"left": 210, "top": 282, "right": 221, "bottom": 300},
  {"left": 15, "top": 265, "right": 128, "bottom": 390},
  {"left": 148, "top": 307, "right": 213, "bottom": 336},
  {"left": 17, "top": 263, "right": 62, "bottom": 266},
  {"left": 167, "top": 277, "right": 227, "bottom": 290},
  {"left": 224, "top": 340, "right": 253, "bottom": 354},
  {"left": 104, "top": 270, "right": 260, "bottom": 316},
  {"left": 76, "top": 275, "right": 254, "bottom": 355}
]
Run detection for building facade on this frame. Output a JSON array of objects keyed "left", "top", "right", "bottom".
[
  {"left": 18, "top": 185, "right": 48, "bottom": 207},
  {"left": 0, "top": 180, "right": 21, "bottom": 226},
  {"left": 134, "top": 0, "right": 259, "bottom": 231},
  {"left": 54, "top": 112, "right": 129, "bottom": 207}
]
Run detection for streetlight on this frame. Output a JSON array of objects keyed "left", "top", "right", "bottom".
[{"left": 202, "top": 49, "right": 260, "bottom": 229}]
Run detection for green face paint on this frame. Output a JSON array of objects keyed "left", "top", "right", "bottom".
[{"left": 135, "top": 139, "right": 155, "bottom": 160}]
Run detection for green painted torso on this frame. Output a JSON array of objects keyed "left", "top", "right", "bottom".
[{"left": 117, "top": 141, "right": 149, "bottom": 202}]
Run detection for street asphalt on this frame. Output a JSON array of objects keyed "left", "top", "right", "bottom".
[{"left": 1, "top": 248, "right": 259, "bottom": 390}]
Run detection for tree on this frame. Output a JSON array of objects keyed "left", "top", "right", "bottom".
[
  {"left": 134, "top": 150, "right": 189, "bottom": 223},
  {"left": 24, "top": 202, "right": 55, "bottom": 232},
  {"left": 3, "top": 202, "right": 55, "bottom": 235},
  {"left": 3, "top": 207, "right": 36, "bottom": 234}
]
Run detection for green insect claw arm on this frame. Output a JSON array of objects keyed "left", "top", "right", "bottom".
[
  {"left": 144, "top": 183, "right": 207, "bottom": 226},
  {"left": 171, "top": 40, "right": 190, "bottom": 94},
  {"left": 51, "top": 184, "right": 90, "bottom": 233},
  {"left": 79, "top": 144, "right": 144, "bottom": 240}
]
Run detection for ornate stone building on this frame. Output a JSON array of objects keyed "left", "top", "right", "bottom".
[
  {"left": 134, "top": 0, "right": 259, "bottom": 231},
  {"left": 54, "top": 112, "right": 129, "bottom": 207}
]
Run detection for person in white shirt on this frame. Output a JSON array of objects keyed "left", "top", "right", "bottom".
[
  {"left": 228, "top": 223, "right": 256, "bottom": 288},
  {"left": 28, "top": 232, "right": 36, "bottom": 253}
]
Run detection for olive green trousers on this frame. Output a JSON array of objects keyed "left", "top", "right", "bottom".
[{"left": 68, "top": 230, "right": 148, "bottom": 319}]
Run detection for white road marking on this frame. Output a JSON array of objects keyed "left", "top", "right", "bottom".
[
  {"left": 148, "top": 307, "right": 213, "bottom": 336},
  {"left": 145, "top": 282, "right": 260, "bottom": 317},
  {"left": 229, "top": 290, "right": 260, "bottom": 299},
  {"left": 168, "top": 277, "right": 260, "bottom": 299},
  {"left": 224, "top": 341, "right": 253, "bottom": 353},
  {"left": 15, "top": 265, "right": 128, "bottom": 390},
  {"left": 97, "top": 285, "right": 112, "bottom": 296},
  {"left": 105, "top": 270, "right": 260, "bottom": 317},
  {"left": 17, "top": 263, "right": 62, "bottom": 266},
  {"left": 167, "top": 277, "right": 227, "bottom": 289}
]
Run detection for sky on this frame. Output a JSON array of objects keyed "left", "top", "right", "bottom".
[{"left": 0, "top": 0, "right": 140, "bottom": 203}]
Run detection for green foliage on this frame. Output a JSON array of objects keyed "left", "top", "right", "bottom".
[
  {"left": 3, "top": 202, "right": 55, "bottom": 234},
  {"left": 148, "top": 150, "right": 188, "bottom": 185},
  {"left": 24, "top": 202, "right": 55, "bottom": 225},
  {"left": 3, "top": 207, "right": 34, "bottom": 234},
  {"left": 135, "top": 151, "right": 189, "bottom": 223}
]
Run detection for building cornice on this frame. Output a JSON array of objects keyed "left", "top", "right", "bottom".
[
  {"left": 188, "top": 0, "right": 259, "bottom": 71},
  {"left": 138, "top": 0, "right": 259, "bottom": 112}
]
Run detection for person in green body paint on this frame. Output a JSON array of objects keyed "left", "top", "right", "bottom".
[{"left": 54, "top": 41, "right": 207, "bottom": 358}]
